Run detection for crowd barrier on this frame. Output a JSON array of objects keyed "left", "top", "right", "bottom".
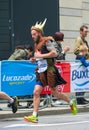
[{"left": 0, "top": 60, "right": 89, "bottom": 97}]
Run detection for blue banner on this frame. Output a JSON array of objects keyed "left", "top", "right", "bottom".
[{"left": 1, "top": 61, "right": 36, "bottom": 96}]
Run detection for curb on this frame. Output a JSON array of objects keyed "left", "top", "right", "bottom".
[{"left": 0, "top": 106, "right": 89, "bottom": 119}]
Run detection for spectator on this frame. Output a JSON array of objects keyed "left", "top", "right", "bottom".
[
  {"left": 53, "top": 32, "right": 70, "bottom": 60},
  {"left": 74, "top": 25, "right": 89, "bottom": 104},
  {"left": 8, "top": 45, "right": 33, "bottom": 60},
  {"left": 77, "top": 45, "right": 89, "bottom": 67},
  {"left": 8, "top": 44, "right": 33, "bottom": 107},
  {"left": 51, "top": 32, "right": 70, "bottom": 105}
]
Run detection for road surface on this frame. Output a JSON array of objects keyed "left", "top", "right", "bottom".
[{"left": 0, "top": 112, "right": 89, "bottom": 130}]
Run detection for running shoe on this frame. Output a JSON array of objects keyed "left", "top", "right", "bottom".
[
  {"left": 24, "top": 115, "right": 38, "bottom": 123},
  {"left": 70, "top": 98, "right": 77, "bottom": 115},
  {"left": 11, "top": 96, "right": 18, "bottom": 113}
]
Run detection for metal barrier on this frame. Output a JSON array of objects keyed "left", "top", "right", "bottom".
[
  {"left": 0, "top": 60, "right": 89, "bottom": 110},
  {"left": 1, "top": 94, "right": 89, "bottom": 111}
]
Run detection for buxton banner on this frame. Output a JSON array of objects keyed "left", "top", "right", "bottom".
[{"left": 71, "top": 62, "right": 89, "bottom": 92}]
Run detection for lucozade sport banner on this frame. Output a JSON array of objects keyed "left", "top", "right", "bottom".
[
  {"left": 1, "top": 61, "right": 71, "bottom": 96},
  {"left": 71, "top": 62, "right": 89, "bottom": 92},
  {"left": 1, "top": 61, "right": 36, "bottom": 96}
]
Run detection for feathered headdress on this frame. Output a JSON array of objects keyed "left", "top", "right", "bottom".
[{"left": 31, "top": 18, "right": 47, "bottom": 34}]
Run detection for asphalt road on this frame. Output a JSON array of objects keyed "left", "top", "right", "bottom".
[{"left": 0, "top": 112, "right": 89, "bottom": 130}]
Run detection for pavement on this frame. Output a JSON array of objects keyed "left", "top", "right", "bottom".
[{"left": 0, "top": 101, "right": 89, "bottom": 119}]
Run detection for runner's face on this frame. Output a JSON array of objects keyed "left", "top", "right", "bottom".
[
  {"left": 80, "top": 28, "right": 88, "bottom": 37},
  {"left": 31, "top": 30, "right": 41, "bottom": 43}
]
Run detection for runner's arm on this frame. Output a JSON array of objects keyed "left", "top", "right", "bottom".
[{"left": 34, "top": 41, "right": 58, "bottom": 58}]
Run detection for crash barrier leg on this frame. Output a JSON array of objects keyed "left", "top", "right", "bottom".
[
  {"left": 0, "top": 94, "right": 51, "bottom": 111},
  {"left": 18, "top": 94, "right": 50, "bottom": 110},
  {"left": 0, "top": 93, "right": 89, "bottom": 111}
]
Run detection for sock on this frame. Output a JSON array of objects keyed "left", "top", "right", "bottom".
[
  {"left": 9, "top": 98, "right": 14, "bottom": 104},
  {"left": 33, "top": 112, "right": 38, "bottom": 117},
  {"left": 70, "top": 100, "right": 73, "bottom": 105}
]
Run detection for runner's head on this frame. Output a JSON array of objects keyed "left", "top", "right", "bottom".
[{"left": 31, "top": 18, "right": 47, "bottom": 43}]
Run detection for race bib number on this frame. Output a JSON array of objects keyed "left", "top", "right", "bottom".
[{"left": 38, "top": 59, "right": 47, "bottom": 73}]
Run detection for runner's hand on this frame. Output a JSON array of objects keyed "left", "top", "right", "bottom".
[{"left": 30, "top": 57, "right": 36, "bottom": 63}]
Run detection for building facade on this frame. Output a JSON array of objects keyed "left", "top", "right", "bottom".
[
  {"left": 0, "top": 0, "right": 59, "bottom": 60},
  {"left": 59, "top": 0, "right": 89, "bottom": 60},
  {"left": 0, "top": 0, "right": 89, "bottom": 60}
]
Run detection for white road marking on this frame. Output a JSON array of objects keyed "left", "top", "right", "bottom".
[
  {"left": 2, "top": 113, "right": 89, "bottom": 121},
  {"left": 3, "top": 120, "right": 89, "bottom": 128},
  {"left": 2, "top": 113, "right": 89, "bottom": 129},
  {"left": 40, "top": 113, "right": 89, "bottom": 119}
]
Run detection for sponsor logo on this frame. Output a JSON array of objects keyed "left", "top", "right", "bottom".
[
  {"left": 2, "top": 74, "right": 35, "bottom": 82},
  {"left": 72, "top": 64, "right": 89, "bottom": 87},
  {"left": 72, "top": 69, "right": 89, "bottom": 81}
]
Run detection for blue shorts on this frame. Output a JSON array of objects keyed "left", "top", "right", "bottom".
[{"left": 36, "top": 81, "right": 44, "bottom": 87}]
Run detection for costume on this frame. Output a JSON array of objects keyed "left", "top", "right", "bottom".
[
  {"left": 31, "top": 19, "right": 67, "bottom": 88},
  {"left": 35, "top": 37, "right": 67, "bottom": 88}
]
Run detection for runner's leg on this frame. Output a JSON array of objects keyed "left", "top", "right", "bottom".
[
  {"left": 24, "top": 84, "right": 43, "bottom": 123},
  {"left": 50, "top": 87, "right": 77, "bottom": 115},
  {"left": 50, "top": 87, "right": 70, "bottom": 103},
  {"left": 33, "top": 85, "right": 43, "bottom": 114}
]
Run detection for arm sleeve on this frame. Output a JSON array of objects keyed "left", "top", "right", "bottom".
[
  {"left": 46, "top": 41, "right": 66, "bottom": 60},
  {"left": 46, "top": 40, "right": 57, "bottom": 52},
  {"left": 80, "top": 56, "right": 89, "bottom": 67}
]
